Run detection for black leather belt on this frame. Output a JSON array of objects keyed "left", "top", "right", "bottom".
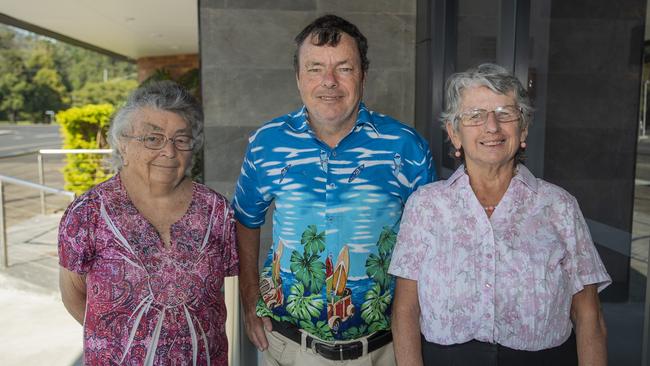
[{"left": 270, "top": 318, "right": 393, "bottom": 361}]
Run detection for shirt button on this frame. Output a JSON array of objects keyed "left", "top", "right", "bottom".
[
  {"left": 485, "top": 283, "right": 492, "bottom": 288},
  {"left": 487, "top": 253, "right": 493, "bottom": 259},
  {"left": 327, "top": 216, "right": 334, "bottom": 223},
  {"left": 329, "top": 183, "right": 336, "bottom": 189},
  {"left": 332, "top": 151, "right": 337, "bottom": 157},
  {"left": 484, "top": 313, "right": 491, "bottom": 319}
]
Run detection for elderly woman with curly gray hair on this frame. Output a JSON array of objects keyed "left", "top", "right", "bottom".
[
  {"left": 389, "top": 64, "right": 611, "bottom": 366},
  {"left": 58, "top": 81, "right": 238, "bottom": 365}
]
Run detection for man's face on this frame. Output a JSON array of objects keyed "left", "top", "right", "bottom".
[{"left": 296, "top": 33, "right": 365, "bottom": 135}]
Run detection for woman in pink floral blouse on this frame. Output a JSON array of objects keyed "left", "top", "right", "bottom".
[
  {"left": 58, "top": 81, "right": 238, "bottom": 365},
  {"left": 389, "top": 64, "right": 610, "bottom": 366}
]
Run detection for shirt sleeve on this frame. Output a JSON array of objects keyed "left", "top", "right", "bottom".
[
  {"left": 222, "top": 203, "right": 239, "bottom": 277},
  {"left": 408, "top": 134, "right": 437, "bottom": 197},
  {"left": 388, "top": 188, "right": 433, "bottom": 280},
  {"left": 232, "top": 133, "right": 273, "bottom": 228},
  {"left": 565, "top": 197, "right": 612, "bottom": 294},
  {"left": 58, "top": 195, "right": 97, "bottom": 275}
]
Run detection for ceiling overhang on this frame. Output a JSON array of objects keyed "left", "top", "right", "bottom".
[{"left": 0, "top": 0, "right": 198, "bottom": 61}]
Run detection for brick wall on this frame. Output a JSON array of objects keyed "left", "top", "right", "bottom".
[{"left": 136, "top": 53, "right": 199, "bottom": 82}]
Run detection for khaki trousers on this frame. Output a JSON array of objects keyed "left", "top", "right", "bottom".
[{"left": 263, "top": 329, "right": 396, "bottom": 366}]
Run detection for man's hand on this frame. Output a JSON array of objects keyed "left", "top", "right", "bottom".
[
  {"left": 237, "top": 222, "right": 275, "bottom": 350},
  {"left": 243, "top": 309, "right": 273, "bottom": 351}
]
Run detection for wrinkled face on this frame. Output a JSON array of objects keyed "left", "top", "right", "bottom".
[
  {"left": 120, "top": 107, "right": 193, "bottom": 186},
  {"left": 296, "top": 33, "right": 365, "bottom": 134},
  {"left": 446, "top": 86, "right": 528, "bottom": 170}
]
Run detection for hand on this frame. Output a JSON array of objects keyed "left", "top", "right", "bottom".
[{"left": 244, "top": 309, "right": 273, "bottom": 351}]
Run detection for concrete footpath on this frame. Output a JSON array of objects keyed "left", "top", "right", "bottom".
[{"left": 0, "top": 213, "right": 82, "bottom": 366}]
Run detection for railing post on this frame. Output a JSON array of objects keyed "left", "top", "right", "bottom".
[
  {"left": 0, "top": 180, "right": 7, "bottom": 268},
  {"left": 38, "top": 153, "right": 45, "bottom": 214}
]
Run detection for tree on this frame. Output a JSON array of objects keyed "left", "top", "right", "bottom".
[
  {"left": 0, "top": 26, "right": 29, "bottom": 121},
  {"left": 0, "top": 24, "right": 136, "bottom": 123},
  {"left": 71, "top": 79, "right": 138, "bottom": 106}
]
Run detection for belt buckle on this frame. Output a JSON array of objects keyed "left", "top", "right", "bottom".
[
  {"left": 310, "top": 338, "right": 337, "bottom": 361},
  {"left": 311, "top": 338, "right": 348, "bottom": 361}
]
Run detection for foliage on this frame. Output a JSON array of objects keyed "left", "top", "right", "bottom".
[
  {"left": 141, "top": 67, "right": 200, "bottom": 99},
  {"left": 72, "top": 79, "right": 138, "bottom": 106},
  {"left": 359, "top": 226, "right": 397, "bottom": 332},
  {"left": 376, "top": 226, "right": 397, "bottom": 256},
  {"left": 0, "top": 24, "right": 135, "bottom": 123},
  {"left": 360, "top": 283, "right": 391, "bottom": 326},
  {"left": 56, "top": 104, "right": 114, "bottom": 194},
  {"left": 299, "top": 320, "right": 333, "bottom": 341},
  {"left": 365, "top": 253, "right": 391, "bottom": 291},
  {"left": 301, "top": 225, "right": 326, "bottom": 255},
  {"left": 365, "top": 226, "right": 396, "bottom": 292},
  {"left": 0, "top": 27, "right": 29, "bottom": 121},
  {"left": 290, "top": 250, "right": 325, "bottom": 294},
  {"left": 286, "top": 283, "right": 324, "bottom": 320},
  {"left": 342, "top": 325, "right": 368, "bottom": 339}
]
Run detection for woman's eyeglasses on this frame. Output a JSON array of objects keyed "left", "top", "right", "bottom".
[
  {"left": 456, "top": 105, "right": 522, "bottom": 127},
  {"left": 122, "top": 133, "right": 195, "bottom": 151}
]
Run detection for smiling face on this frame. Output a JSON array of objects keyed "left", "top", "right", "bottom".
[
  {"left": 296, "top": 32, "right": 365, "bottom": 137},
  {"left": 446, "top": 86, "right": 528, "bottom": 172},
  {"left": 120, "top": 107, "right": 193, "bottom": 186}
]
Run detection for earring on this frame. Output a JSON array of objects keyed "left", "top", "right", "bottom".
[
  {"left": 454, "top": 148, "right": 462, "bottom": 158},
  {"left": 520, "top": 141, "right": 527, "bottom": 149}
]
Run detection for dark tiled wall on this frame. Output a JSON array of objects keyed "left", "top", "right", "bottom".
[
  {"left": 540, "top": 0, "right": 645, "bottom": 300},
  {"left": 200, "top": 0, "right": 417, "bottom": 198}
]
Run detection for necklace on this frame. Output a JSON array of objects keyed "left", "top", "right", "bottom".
[
  {"left": 483, "top": 205, "right": 496, "bottom": 212},
  {"left": 464, "top": 164, "right": 519, "bottom": 213}
]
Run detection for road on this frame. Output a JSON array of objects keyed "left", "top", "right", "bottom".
[
  {"left": 0, "top": 125, "right": 67, "bottom": 227},
  {"left": 0, "top": 124, "right": 62, "bottom": 158}
]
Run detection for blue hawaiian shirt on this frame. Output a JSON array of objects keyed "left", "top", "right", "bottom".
[{"left": 233, "top": 102, "right": 436, "bottom": 341}]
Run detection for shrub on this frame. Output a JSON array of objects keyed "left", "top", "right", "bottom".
[{"left": 56, "top": 104, "right": 114, "bottom": 194}]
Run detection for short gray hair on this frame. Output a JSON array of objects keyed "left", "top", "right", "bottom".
[
  {"left": 107, "top": 80, "right": 204, "bottom": 170},
  {"left": 441, "top": 63, "right": 533, "bottom": 131}
]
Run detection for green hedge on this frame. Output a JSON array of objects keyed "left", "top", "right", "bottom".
[{"left": 56, "top": 104, "right": 114, "bottom": 194}]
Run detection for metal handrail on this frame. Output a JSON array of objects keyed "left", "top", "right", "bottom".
[
  {"left": 37, "top": 148, "right": 113, "bottom": 214},
  {"left": 0, "top": 174, "right": 76, "bottom": 269},
  {"left": 642, "top": 80, "right": 650, "bottom": 139}
]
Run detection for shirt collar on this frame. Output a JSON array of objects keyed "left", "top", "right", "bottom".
[
  {"left": 285, "top": 102, "right": 379, "bottom": 135},
  {"left": 512, "top": 164, "right": 538, "bottom": 193},
  {"left": 444, "top": 163, "right": 538, "bottom": 193}
]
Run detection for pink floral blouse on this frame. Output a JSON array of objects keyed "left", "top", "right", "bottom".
[
  {"left": 58, "top": 175, "right": 238, "bottom": 365},
  {"left": 388, "top": 165, "right": 611, "bottom": 351}
]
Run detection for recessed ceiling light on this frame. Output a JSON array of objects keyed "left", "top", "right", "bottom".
[{"left": 125, "top": 17, "right": 135, "bottom": 22}]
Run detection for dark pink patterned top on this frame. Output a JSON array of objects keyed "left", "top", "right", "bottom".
[{"left": 58, "top": 175, "right": 238, "bottom": 366}]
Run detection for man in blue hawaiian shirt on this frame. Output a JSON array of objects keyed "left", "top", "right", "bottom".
[{"left": 234, "top": 14, "right": 436, "bottom": 365}]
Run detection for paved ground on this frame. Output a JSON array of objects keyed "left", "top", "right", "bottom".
[
  {"left": 0, "top": 214, "right": 82, "bottom": 366},
  {"left": 0, "top": 150, "right": 83, "bottom": 365}
]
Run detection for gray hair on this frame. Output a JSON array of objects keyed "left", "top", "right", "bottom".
[
  {"left": 440, "top": 63, "right": 533, "bottom": 131},
  {"left": 107, "top": 80, "right": 204, "bottom": 171}
]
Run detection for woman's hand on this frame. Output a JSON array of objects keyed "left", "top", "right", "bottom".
[
  {"left": 392, "top": 277, "right": 424, "bottom": 366},
  {"left": 59, "top": 266, "right": 87, "bottom": 325},
  {"left": 571, "top": 284, "right": 607, "bottom": 366}
]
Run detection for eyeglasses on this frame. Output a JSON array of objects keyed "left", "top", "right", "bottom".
[
  {"left": 122, "top": 133, "right": 195, "bottom": 151},
  {"left": 456, "top": 105, "right": 522, "bottom": 127}
]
